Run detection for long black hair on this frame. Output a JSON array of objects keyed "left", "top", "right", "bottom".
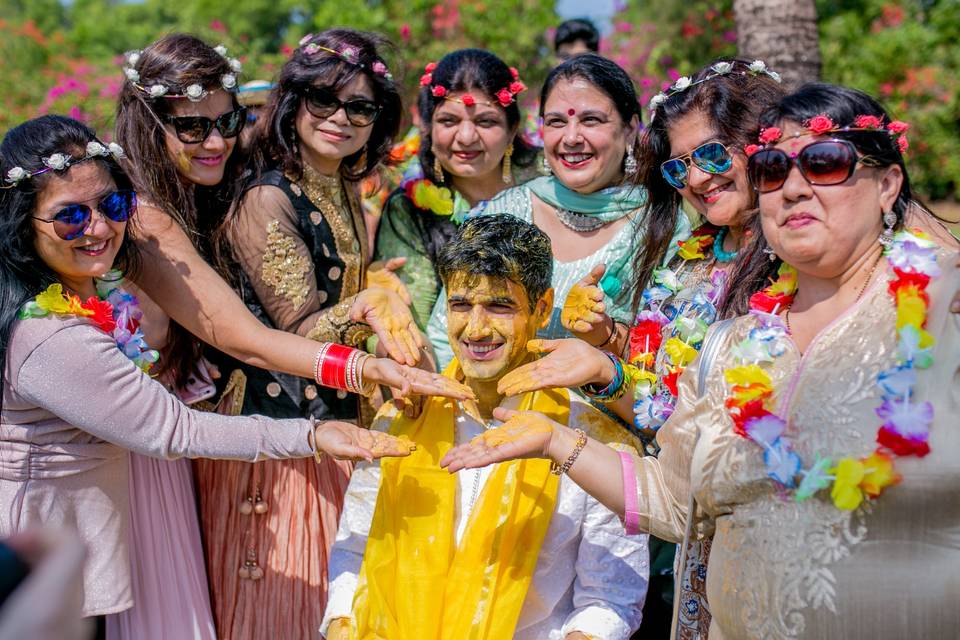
[
  {"left": 0, "top": 115, "right": 138, "bottom": 394},
  {"left": 258, "top": 28, "right": 403, "bottom": 182},
  {"left": 640, "top": 58, "right": 787, "bottom": 318}
]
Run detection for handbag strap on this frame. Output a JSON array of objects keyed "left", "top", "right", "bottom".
[{"left": 669, "top": 317, "right": 735, "bottom": 640}]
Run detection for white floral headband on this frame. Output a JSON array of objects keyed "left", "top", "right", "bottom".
[
  {"left": 123, "top": 45, "right": 242, "bottom": 102},
  {"left": 648, "top": 60, "right": 782, "bottom": 113},
  {"left": 2, "top": 141, "right": 126, "bottom": 189}
]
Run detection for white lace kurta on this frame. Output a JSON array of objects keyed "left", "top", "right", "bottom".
[
  {"left": 322, "top": 394, "right": 650, "bottom": 639},
  {"left": 629, "top": 252, "right": 960, "bottom": 640}
]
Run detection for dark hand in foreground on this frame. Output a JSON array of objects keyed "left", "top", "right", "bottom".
[
  {"left": 315, "top": 421, "right": 416, "bottom": 462},
  {"left": 497, "top": 338, "right": 615, "bottom": 397},
  {"left": 440, "top": 407, "right": 557, "bottom": 472}
]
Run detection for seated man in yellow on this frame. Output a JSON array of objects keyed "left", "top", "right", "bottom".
[{"left": 321, "top": 215, "right": 647, "bottom": 639}]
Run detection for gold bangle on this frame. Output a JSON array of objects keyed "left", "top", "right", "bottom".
[
  {"left": 310, "top": 418, "right": 324, "bottom": 464},
  {"left": 550, "top": 428, "right": 587, "bottom": 476}
]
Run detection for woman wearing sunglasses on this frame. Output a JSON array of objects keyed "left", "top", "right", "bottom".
[
  {"left": 441, "top": 82, "right": 960, "bottom": 640},
  {"left": 425, "top": 53, "right": 690, "bottom": 370},
  {"left": 0, "top": 115, "right": 418, "bottom": 640},
  {"left": 193, "top": 29, "right": 412, "bottom": 639},
  {"left": 110, "top": 33, "right": 467, "bottom": 640},
  {"left": 374, "top": 49, "right": 539, "bottom": 331}
]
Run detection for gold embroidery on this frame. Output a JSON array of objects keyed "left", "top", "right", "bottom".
[
  {"left": 260, "top": 220, "right": 311, "bottom": 311},
  {"left": 297, "top": 164, "right": 367, "bottom": 298},
  {"left": 304, "top": 295, "right": 372, "bottom": 348}
]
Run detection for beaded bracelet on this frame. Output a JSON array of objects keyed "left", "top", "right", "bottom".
[
  {"left": 579, "top": 352, "right": 627, "bottom": 403},
  {"left": 550, "top": 428, "right": 587, "bottom": 476}
]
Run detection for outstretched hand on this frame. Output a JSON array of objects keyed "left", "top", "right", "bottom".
[
  {"left": 440, "top": 407, "right": 558, "bottom": 472},
  {"left": 351, "top": 287, "right": 421, "bottom": 366},
  {"left": 497, "top": 338, "right": 616, "bottom": 397},
  {"left": 314, "top": 420, "right": 416, "bottom": 462},
  {"left": 367, "top": 257, "right": 413, "bottom": 306},
  {"left": 362, "top": 357, "right": 475, "bottom": 402},
  {"left": 560, "top": 263, "right": 609, "bottom": 337}
]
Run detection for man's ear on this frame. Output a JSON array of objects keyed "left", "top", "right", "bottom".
[{"left": 536, "top": 288, "right": 555, "bottom": 328}]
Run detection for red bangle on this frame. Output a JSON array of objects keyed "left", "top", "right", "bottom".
[{"left": 317, "top": 343, "right": 357, "bottom": 390}]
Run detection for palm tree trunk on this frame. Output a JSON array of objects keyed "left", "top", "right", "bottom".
[{"left": 734, "top": 0, "right": 821, "bottom": 90}]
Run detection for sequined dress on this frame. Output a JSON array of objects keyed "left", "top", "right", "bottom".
[
  {"left": 195, "top": 165, "right": 372, "bottom": 639},
  {"left": 627, "top": 252, "right": 960, "bottom": 640}
]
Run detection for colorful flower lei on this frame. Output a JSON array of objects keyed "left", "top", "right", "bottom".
[
  {"left": 420, "top": 62, "right": 526, "bottom": 107},
  {"left": 628, "top": 224, "right": 727, "bottom": 438},
  {"left": 746, "top": 114, "right": 910, "bottom": 156},
  {"left": 19, "top": 271, "right": 159, "bottom": 372},
  {"left": 723, "top": 230, "right": 938, "bottom": 511},
  {"left": 403, "top": 178, "right": 455, "bottom": 216}
]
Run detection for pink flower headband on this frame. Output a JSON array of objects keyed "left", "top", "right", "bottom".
[
  {"left": 419, "top": 62, "right": 527, "bottom": 108},
  {"left": 298, "top": 35, "right": 393, "bottom": 81},
  {"left": 745, "top": 114, "right": 910, "bottom": 157}
]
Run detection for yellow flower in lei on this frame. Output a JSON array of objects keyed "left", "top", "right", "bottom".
[
  {"left": 894, "top": 286, "right": 927, "bottom": 331},
  {"left": 831, "top": 457, "right": 866, "bottom": 511},
  {"left": 676, "top": 236, "right": 708, "bottom": 261},
  {"left": 35, "top": 284, "right": 93, "bottom": 316},
  {"left": 766, "top": 264, "right": 798, "bottom": 295},
  {"left": 663, "top": 337, "right": 699, "bottom": 367},
  {"left": 624, "top": 364, "right": 658, "bottom": 394},
  {"left": 410, "top": 180, "right": 454, "bottom": 216},
  {"left": 724, "top": 364, "right": 774, "bottom": 404},
  {"left": 860, "top": 451, "right": 899, "bottom": 498}
]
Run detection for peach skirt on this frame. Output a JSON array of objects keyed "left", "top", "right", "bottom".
[{"left": 193, "top": 456, "right": 352, "bottom": 639}]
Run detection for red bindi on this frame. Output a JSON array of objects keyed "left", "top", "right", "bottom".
[{"left": 567, "top": 108, "right": 576, "bottom": 116}]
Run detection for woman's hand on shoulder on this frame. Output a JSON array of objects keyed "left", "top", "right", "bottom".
[
  {"left": 440, "top": 408, "right": 559, "bottom": 472},
  {"left": 313, "top": 421, "right": 415, "bottom": 462},
  {"left": 497, "top": 338, "right": 615, "bottom": 396}
]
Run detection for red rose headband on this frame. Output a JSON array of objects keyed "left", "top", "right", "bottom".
[
  {"left": 419, "top": 61, "right": 527, "bottom": 108},
  {"left": 745, "top": 114, "right": 910, "bottom": 157}
]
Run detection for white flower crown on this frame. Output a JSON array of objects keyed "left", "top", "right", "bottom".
[
  {"left": 123, "top": 44, "right": 242, "bottom": 102},
  {"left": 3, "top": 141, "right": 125, "bottom": 188},
  {"left": 648, "top": 60, "right": 782, "bottom": 113}
]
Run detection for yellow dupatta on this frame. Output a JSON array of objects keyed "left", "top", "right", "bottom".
[{"left": 349, "top": 363, "right": 570, "bottom": 640}]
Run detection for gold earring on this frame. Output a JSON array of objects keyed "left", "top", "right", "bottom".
[
  {"left": 502, "top": 143, "right": 513, "bottom": 184},
  {"left": 433, "top": 155, "right": 444, "bottom": 184}
]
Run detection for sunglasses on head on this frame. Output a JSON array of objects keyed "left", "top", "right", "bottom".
[
  {"left": 747, "top": 139, "right": 882, "bottom": 193},
  {"left": 660, "top": 141, "right": 733, "bottom": 189},
  {"left": 161, "top": 107, "right": 247, "bottom": 144},
  {"left": 302, "top": 87, "right": 381, "bottom": 127},
  {"left": 33, "top": 189, "right": 137, "bottom": 240}
]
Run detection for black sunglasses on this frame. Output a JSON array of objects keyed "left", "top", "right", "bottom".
[
  {"left": 748, "top": 139, "right": 882, "bottom": 193},
  {"left": 33, "top": 190, "right": 137, "bottom": 240},
  {"left": 302, "top": 87, "right": 381, "bottom": 127},
  {"left": 162, "top": 107, "right": 247, "bottom": 144}
]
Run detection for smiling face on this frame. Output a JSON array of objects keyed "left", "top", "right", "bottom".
[
  {"left": 32, "top": 161, "right": 126, "bottom": 296},
  {"left": 295, "top": 74, "right": 376, "bottom": 175},
  {"left": 446, "top": 272, "right": 552, "bottom": 381},
  {"left": 758, "top": 120, "right": 903, "bottom": 278},
  {"left": 163, "top": 90, "right": 239, "bottom": 187},
  {"left": 666, "top": 109, "right": 753, "bottom": 228},
  {"left": 542, "top": 77, "right": 638, "bottom": 194},
  {"left": 430, "top": 92, "right": 514, "bottom": 182}
]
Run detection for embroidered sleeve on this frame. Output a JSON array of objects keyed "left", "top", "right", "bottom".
[{"left": 228, "top": 185, "right": 369, "bottom": 344}]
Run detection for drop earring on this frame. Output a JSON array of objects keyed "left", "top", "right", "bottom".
[
  {"left": 624, "top": 146, "right": 638, "bottom": 174},
  {"left": 764, "top": 246, "right": 777, "bottom": 262},
  {"left": 879, "top": 209, "right": 896, "bottom": 247},
  {"left": 541, "top": 155, "right": 552, "bottom": 175},
  {"left": 433, "top": 155, "right": 444, "bottom": 185},
  {"left": 501, "top": 143, "right": 513, "bottom": 184}
]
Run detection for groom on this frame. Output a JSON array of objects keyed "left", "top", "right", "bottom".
[{"left": 321, "top": 215, "right": 647, "bottom": 639}]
